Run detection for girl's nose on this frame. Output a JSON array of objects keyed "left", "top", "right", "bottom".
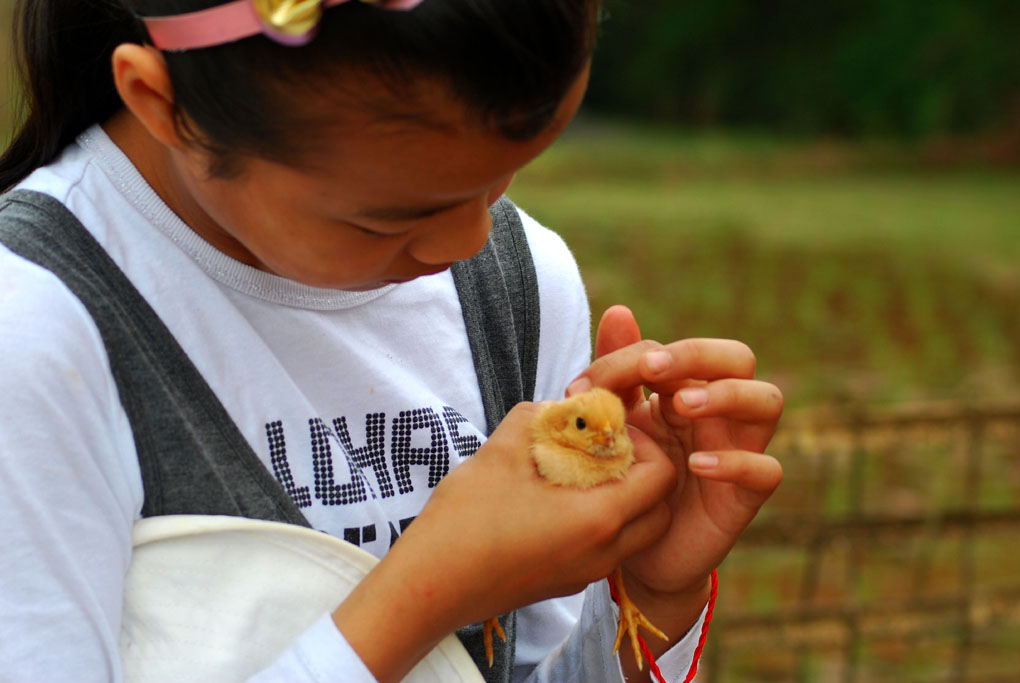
[{"left": 409, "top": 199, "right": 493, "bottom": 265}]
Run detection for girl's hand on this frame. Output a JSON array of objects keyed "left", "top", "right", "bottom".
[
  {"left": 333, "top": 398, "right": 677, "bottom": 682},
  {"left": 411, "top": 401, "right": 678, "bottom": 611},
  {"left": 566, "top": 305, "right": 784, "bottom": 599}
]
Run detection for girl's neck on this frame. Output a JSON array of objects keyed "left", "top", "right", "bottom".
[
  {"left": 101, "top": 109, "right": 265, "bottom": 270},
  {"left": 103, "top": 108, "right": 176, "bottom": 209}
]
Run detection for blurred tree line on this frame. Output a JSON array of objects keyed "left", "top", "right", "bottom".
[
  {"left": 0, "top": 0, "right": 15, "bottom": 147},
  {"left": 587, "top": 0, "right": 1020, "bottom": 138},
  {"left": 3, "top": 0, "right": 1020, "bottom": 144}
]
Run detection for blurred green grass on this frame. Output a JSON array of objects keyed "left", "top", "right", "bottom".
[{"left": 511, "top": 119, "right": 1020, "bottom": 408}]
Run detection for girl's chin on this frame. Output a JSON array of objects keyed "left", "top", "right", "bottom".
[
  {"left": 382, "top": 264, "right": 454, "bottom": 286},
  {"left": 322, "top": 265, "right": 455, "bottom": 291}
]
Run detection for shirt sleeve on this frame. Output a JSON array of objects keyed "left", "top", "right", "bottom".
[
  {"left": 0, "top": 250, "right": 142, "bottom": 681},
  {"left": 247, "top": 613, "right": 378, "bottom": 683},
  {"left": 515, "top": 580, "right": 708, "bottom": 683}
]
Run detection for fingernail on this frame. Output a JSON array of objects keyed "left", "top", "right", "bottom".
[
  {"left": 678, "top": 387, "right": 708, "bottom": 408},
  {"left": 689, "top": 452, "right": 718, "bottom": 470},
  {"left": 565, "top": 377, "right": 591, "bottom": 397},
  {"left": 644, "top": 350, "right": 671, "bottom": 375}
]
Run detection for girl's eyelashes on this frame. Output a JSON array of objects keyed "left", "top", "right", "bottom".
[
  {"left": 351, "top": 224, "right": 402, "bottom": 238},
  {"left": 356, "top": 200, "right": 465, "bottom": 223},
  {"left": 330, "top": 215, "right": 413, "bottom": 238}
]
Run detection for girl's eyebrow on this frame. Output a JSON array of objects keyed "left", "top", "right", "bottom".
[{"left": 355, "top": 200, "right": 463, "bottom": 222}]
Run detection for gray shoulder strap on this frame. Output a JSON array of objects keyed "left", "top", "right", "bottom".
[
  {"left": 0, "top": 190, "right": 311, "bottom": 527},
  {"left": 451, "top": 195, "right": 540, "bottom": 435}
]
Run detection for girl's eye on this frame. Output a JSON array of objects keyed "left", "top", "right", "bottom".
[
  {"left": 353, "top": 224, "right": 388, "bottom": 237},
  {"left": 575, "top": 417, "right": 586, "bottom": 430},
  {"left": 352, "top": 226, "right": 401, "bottom": 240},
  {"left": 350, "top": 222, "right": 412, "bottom": 239}
]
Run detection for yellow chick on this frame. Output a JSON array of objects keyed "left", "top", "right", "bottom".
[
  {"left": 530, "top": 387, "right": 635, "bottom": 488},
  {"left": 482, "top": 388, "right": 668, "bottom": 670}
]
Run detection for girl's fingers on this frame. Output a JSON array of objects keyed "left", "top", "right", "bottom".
[
  {"left": 568, "top": 338, "right": 758, "bottom": 400},
  {"left": 670, "top": 378, "right": 784, "bottom": 423},
  {"left": 688, "top": 450, "right": 784, "bottom": 505},
  {"left": 640, "top": 338, "right": 757, "bottom": 386},
  {"left": 566, "top": 339, "right": 663, "bottom": 400}
]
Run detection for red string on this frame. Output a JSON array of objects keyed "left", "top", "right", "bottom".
[
  {"left": 682, "top": 568, "right": 718, "bottom": 683},
  {"left": 608, "top": 569, "right": 718, "bottom": 683},
  {"left": 642, "top": 630, "right": 669, "bottom": 683},
  {"left": 607, "top": 572, "right": 621, "bottom": 602}
]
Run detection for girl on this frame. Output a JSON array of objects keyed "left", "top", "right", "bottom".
[{"left": 0, "top": 1, "right": 784, "bottom": 681}]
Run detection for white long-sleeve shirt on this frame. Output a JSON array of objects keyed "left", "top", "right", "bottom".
[{"left": 0, "top": 125, "right": 705, "bottom": 682}]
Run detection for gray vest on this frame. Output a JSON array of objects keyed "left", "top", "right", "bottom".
[{"left": 0, "top": 189, "right": 541, "bottom": 682}]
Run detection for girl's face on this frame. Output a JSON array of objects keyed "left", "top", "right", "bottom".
[{"left": 162, "top": 71, "right": 589, "bottom": 291}]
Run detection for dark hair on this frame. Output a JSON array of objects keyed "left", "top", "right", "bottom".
[{"left": 0, "top": 0, "right": 600, "bottom": 189}]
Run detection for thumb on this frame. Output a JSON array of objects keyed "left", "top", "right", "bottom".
[
  {"left": 595, "top": 305, "right": 642, "bottom": 359},
  {"left": 586, "top": 305, "right": 644, "bottom": 406}
]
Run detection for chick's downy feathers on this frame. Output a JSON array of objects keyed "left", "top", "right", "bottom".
[{"left": 530, "top": 387, "right": 635, "bottom": 489}]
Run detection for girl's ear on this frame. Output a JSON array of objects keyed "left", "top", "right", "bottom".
[{"left": 111, "top": 44, "right": 184, "bottom": 150}]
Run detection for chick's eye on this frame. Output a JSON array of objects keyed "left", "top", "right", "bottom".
[{"left": 575, "top": 417, "right": 587, "bottom": 430}]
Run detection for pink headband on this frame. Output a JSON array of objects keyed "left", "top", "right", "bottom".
[{"left": 142, "top": 0, "right": 425, "bottom": 51}]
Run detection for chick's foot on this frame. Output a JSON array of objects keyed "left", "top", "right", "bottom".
[
  {"left": 611, "top": 567, "right": 669, "bottom": 671},
  {"left": 483, "top": 616, "right": 506, "bottom": 667}
]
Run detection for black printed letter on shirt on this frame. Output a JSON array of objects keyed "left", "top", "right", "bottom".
[
  {"left": 442, "top": 406, "right": 482, "bottom": 459},
  {"left": 310, "top": 418, "right": 369, "bottom": 505},
  {"left": 334, "top": 414, "right": 394, "bottom": 498},
  {"left": 265, "top": 421, "right": 312, "bottom": 507},
  {"left": 391, "top": 408, "right": 450, "bottom": 494}
]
